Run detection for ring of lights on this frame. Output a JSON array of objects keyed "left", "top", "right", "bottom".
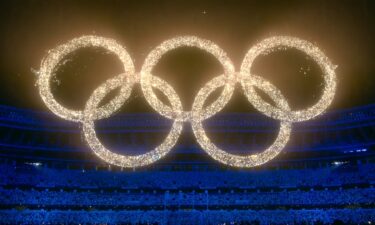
[
  {"left": 82, "top": 75, "right": 184, "bottom": 167},
  {"left": 240, "top": 36, "right": 336, "bottom": 122},
  {"left": 141, "top": 36, "right": 236, "bottom": 121},
  {"left": 38, "top": 36, "right": 136, "bottom": 122},
  {"left": 191, "top": 74, "right": 292, "bottom": 167},
  {"left": 37, "top": 35, "right": 337, "bottom": 168}
]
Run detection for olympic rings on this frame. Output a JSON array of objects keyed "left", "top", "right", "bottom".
[{"left": 37, "top": 35, "right": 337, "bottom": 168}]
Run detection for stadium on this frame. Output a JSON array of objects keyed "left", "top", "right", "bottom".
[{"left": 0, "top": 0, "right": 374, "bottom": 224}]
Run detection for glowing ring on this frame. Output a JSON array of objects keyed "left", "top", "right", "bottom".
[
  {"left": 82, "top": 75, "right": 183, "bottom": 168},
  {"left": 240, "top": 36, "right": 336, "bottom": 122},
  {"left": 192, "top": 75, "right": 292, "bottom": 167},
  {"left": 38, "top": 35, "right": 135, "bottom": 122},
  {"left": 141, "top": 36, "right": 235, "bottom": 120}
]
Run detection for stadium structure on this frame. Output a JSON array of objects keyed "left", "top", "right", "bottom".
[
  {"left": 1, "top": 1, "right": 375, "bottom": 224},
  {"left": 0, "top": 103, "right": 374, "bottom": 224}
]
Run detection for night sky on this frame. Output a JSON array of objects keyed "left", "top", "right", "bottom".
[{"left": 0, "top": 0, "right": 374, "bottom": 114}]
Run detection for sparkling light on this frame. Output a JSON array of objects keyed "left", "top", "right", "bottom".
[
  {"left": 191, "top": 74, "right": 292, "bottom": 167},
  {"left": 240, "top": 36, "right": 337, "bottom": 122},
  {"left": 38, "top": 36, "right": 136, "bottom": 122},
  {"left": 36, "top": 35, "right": 337, "bottom": 168}
]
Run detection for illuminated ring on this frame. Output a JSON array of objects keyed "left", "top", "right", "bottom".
[
  {"left": 38, "top": 35, "right": 136, "bottom": 122},
  {"left": 82, "top": 75, "right": 184, "bottom": 168},
  {"left": 240, "top": 36, "right": 336, "bottom": 122},
  {"left": 141, "top": 36, "right": 236, "bottom": 120},
  {"left": 192, "top": 75, "right": 292, "bottom": 167}
]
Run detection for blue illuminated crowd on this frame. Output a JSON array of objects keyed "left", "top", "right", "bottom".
[
  {"left": 1, "top": 187, "right": 374, "bottom": 207},
  {"left": 1, "top": 162, "right": 374, "bottom": 188},
  {"left": 0, "top": 162, "right": 374, "bottom": 224},
  {"left": 0, "top": 209, "right": 374, "bottom": 225}
]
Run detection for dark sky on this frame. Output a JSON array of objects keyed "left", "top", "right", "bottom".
[{"left": 0, "top": 0, "right": 374, "bottom": 114}]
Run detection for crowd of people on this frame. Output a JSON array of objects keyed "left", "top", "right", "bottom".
[
  {"left": 1, "top": 187, "right": 374, "bottom": 207},
  {"left": 1, "top": 162, "right": 374, "bottom": 224},
  {"left": 1, "top": 162, "right": 374, "bottom": 189},
  {"left": 0, "top": 209, "right": 374, "bottom": 225}
]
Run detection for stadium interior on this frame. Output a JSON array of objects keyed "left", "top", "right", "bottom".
[{"left": 0, "top": 0, "right": 374, "bottom": 224}]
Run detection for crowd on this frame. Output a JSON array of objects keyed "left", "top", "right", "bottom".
[
  {"left": 1, "top": 187, "right": 374, "bottom": 207},
  {"left": 1, "top": 162, "right": 374, "bottom": 224},
  {"left": 1, "top": 163, "right": 374, "bottom": 189},
  {"left": 0, "top": 209, "right": 374, "bottom": 225}
]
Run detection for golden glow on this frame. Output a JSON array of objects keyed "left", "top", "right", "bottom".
[{"left": 37, "top": 35, "right": 337, "bottom": 168}]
